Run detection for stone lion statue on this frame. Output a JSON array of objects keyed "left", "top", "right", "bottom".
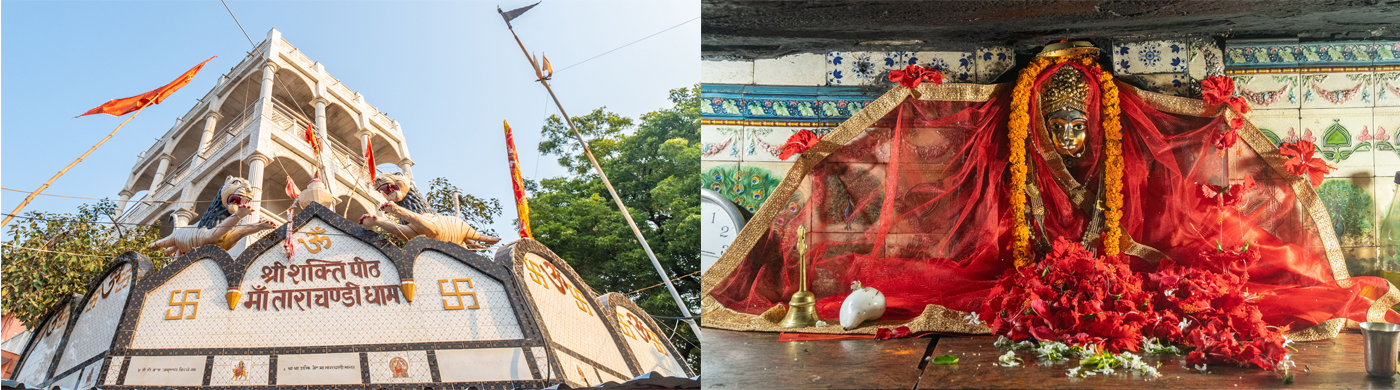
[
  {"left": 358, "top": 172, "right": 501, "bottom": 248},
  {"left": 147, "top": 176, "right": 277, "bottom": 256}
]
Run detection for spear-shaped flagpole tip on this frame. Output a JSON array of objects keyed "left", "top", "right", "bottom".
[{"left": 499, "top": 2, "right": 540, "bottom": 28}]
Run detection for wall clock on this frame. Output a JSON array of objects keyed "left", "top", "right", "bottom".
[{"left": 700, "top": 188, "right": 746, "bottom": 274}]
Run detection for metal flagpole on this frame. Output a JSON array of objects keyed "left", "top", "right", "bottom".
[
  {"left": 499, "top": 5, "right": 701, "bottom": 336},
  {"left": 1, "top": 105, "right": 151, "bottom": 230}
]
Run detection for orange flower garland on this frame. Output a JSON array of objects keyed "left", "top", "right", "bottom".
[{"left": 1009, "top": 55, "right": 1125, "bottom": 267}]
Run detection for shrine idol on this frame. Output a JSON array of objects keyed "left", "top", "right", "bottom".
[{"left": 703, "top": 41, "right": 1400, "bottom": 369}]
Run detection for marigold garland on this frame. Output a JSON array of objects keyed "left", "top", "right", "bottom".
[{"left": 1009, "top": 55, "right": 1125, "bottom": 267}]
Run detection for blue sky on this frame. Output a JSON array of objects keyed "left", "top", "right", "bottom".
[{"left": 1, "top": 0, "right": 699, "bottom": 241}]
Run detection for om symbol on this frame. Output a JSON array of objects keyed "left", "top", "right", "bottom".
[{"left": 297, "top": 227, "right": 333, "bottom": 253}]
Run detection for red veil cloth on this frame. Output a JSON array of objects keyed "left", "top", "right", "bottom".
[{"left": 702, "top": 64, "right": 1400, "bottom": 339}]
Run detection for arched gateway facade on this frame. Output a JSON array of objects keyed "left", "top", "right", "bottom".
[{"left": 9, "top": 203, "right": 692, "bottom": 389}]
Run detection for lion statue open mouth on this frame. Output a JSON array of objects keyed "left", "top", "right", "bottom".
[
  {"left": 147, "top": 176, "right": 277, "bottom": 257},
  {"left": 359, "top": 172, "right": 501, "bottom": 248}
]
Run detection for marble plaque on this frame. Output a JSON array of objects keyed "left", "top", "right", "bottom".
[
  {"left": 275, "top": 352, "right": 362, "bottom": 385},
  {"left": 435, "top": 348, "right": 532, "bottom": 383},
  {"left": 123, "top": 355, "right": 207, "bottom": 386}
]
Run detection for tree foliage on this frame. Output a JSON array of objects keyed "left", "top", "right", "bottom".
[
  {"left": 529, "top": 85, "right": 701, "bottom": 371},
  {"left": 425, "top": 177, "right": 503, "bottom": 239},
  {"left": 1, "top": 200, "right": 164, "bottom": 327}
]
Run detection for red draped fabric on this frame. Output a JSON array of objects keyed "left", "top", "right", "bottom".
[{"left": 710, "top": 66, "right": 1399, "bottom": 335}]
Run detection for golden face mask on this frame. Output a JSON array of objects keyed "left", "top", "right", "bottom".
[{"left": 1040, "top": 67, "right": 1090, "bottom": 158}]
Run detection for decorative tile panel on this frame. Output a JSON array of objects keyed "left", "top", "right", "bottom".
[
  {"left": 56, "top": 264, "right": 132, "bottom": 374},
  {"left": 1189, "top": 39, "right": 1225, "bottom": 80},
  {"left": 76, "top": 362, "right": 102, "bottom": 390},
  {"left": 1113, "top": 40, "right": 1189, "bottom": 75},
  {"left": 701, "top": 126, "right": 743, "bottom": 162},
  {"left": 976, "top": 46, "right": 1015, "bottom": 83},
  {"left": 515, "top": 252, "right": 632, "bottom": 378},
  {"left": 1304, "top": 108, "right": 1374, "bottom": 177},
  {"left": 1232, "top": 73, "right": 1301, "bottom": 109},
  {"left": 209, "top": 355, "right": 270, "bottom": 386},
  {"left": 910, "top": 51, "right": 976, "bottom": 83},
  {"left": 128, "top": 218, "right": 523, "bottom": 350},
  {"left": 826, "top": 51, "right": 883, "bottom": 86},
  {"left": 1377, "top": 72, "right": 1400, "bottom": 107},
  {"left": 704, "top": 162, "right": 787, "bottom": 214},
  {"left": 367, "top": 350, "right": 431, "bottom": 384},
  {"left": 754, "top": 53, "right": 826, "bottom": 86},
  {"left": 1301, "top": 73, "right": 1375, "bottom": 109},
  {"left": 13, "top": 303, "right": 72, "bottom": 385}
]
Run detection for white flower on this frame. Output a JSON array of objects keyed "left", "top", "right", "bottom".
[
  {"left": 1179, "top": 318, "right": 1193, "bottom": 331},
  {"left": 965, "top": 312, "right": 985, "bottom": 326},
  {"left": 1164, "top": 288, "right": 1175, "bottom": 297},
  {"left": 998, "top": 351, "right": 1022, "bottom": 367},
  {"left": 1067, "top": 367, "right": 1082, "bottom": 377},
  {"left": 1195, "top": 363, "right": 1208, "bottom": 372}
]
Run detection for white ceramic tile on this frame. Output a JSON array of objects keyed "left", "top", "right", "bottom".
[
  {"left": 976, "top": 46, "right": 1015, "bottom": 83},
  {"left": 56, "top": 264, "right": 132, "bottom": 374},
  {"left": 102, "top": 357, "right": 124, "bottom": 386},
  {"left": 76, "top": 362, "right": 102, "bottom": 390},
  {"left": 701, "top": 60, "right": 754, "bottom": 85},
  {"left": 436, "top": 348, "right": 532, "bottom": 383},
  {"left": 701, "top": 125, "right": 743, "bottom": 162},
  {"left": 209, "top": 355, "right": 270, "bottom": 386},
  {"left": 1302, "top": 73, "right": 1376, "bottom": 109},
  {"left": 826, "top": 51, "right": 884, "bottom": 86},
  {"left": 515, "top": 252, "right": 632, "bottom": 380},
  {"left": 367, "top": 350, "right": 431, "bottom": 383},
  {"left": 13, "top": 304, "right": 72, "bottom": 385},
  {"left": 911, "top": 51, "right": 976, "bottom": 83},
  {"left": 275, "top": 353, "right": 361, "bottom": 385},
  {"left": 1376, "top": 72, "right": 1400, "bottom": 107},
  {"left": 754, "top": 53, "right": 826, "bottom": 86},
  {"left": 1189, "top": 39, "right": 1225, "bottom": 80},
  {"left": 1113, "top": 40, "right": 1189, "bottom": 75},
  {"left": 611, "top": 305, "right": 687, "bottom": 377},
  {"left": 1233, "top": 73, "right": 1302, "bottom": 110},
  {"left": 123, "top": 355, "right": 206, "bottom": 386},
  {"left": 1304, "top": 108, "right": 1374, "bottom": 178}
]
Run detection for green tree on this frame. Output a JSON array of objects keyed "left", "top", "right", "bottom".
[
  {"left": 530, "top": 85, "right": 701, "bottom": 371},
  {"left": 1, "top": 200, "right": 163, "bottom": 327}
]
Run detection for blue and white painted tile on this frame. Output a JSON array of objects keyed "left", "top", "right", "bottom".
[
  {"left": 1121, "top": 73, "right": 1192, "bottom": 97},
  {"left": 910, "top": 51, "right": 976, "bottom": 83},
  {"left": 827, "top": 51, "right": 885, "bottom": 86},
  {"left": 975, "top": 46, "right": 1015, "bottom": 83},
  {"left": 1113, "top": 40, "right": 1189, "bottom": 75}
]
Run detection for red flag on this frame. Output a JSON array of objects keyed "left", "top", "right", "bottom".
[
  {"left": 304, "top": 123, "right": 322, "bottom": 154},
  {"left": 284, "top": 175, "right": 300, "bottom": 200},
  {"left": 504, "top": 120, "right": 533, "bottom": 238},
  {"left": 364, "top": 141, "right": 376, "bottom": 185},
  {"left": 79, "top": 56, "right": 216, "bottom": 117}
]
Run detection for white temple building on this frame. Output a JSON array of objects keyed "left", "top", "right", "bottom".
[{"left": 114, "top": 28, "right": 413, "bottom": 253}]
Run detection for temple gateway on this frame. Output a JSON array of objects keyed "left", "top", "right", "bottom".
[
  {"left": 10, "top": 203, "right": 692, "bottom": 389},
  {"left": 8, "top": 28, "right": 691, "bottom": 390}
]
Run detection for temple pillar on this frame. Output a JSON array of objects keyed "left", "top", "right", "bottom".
[
  {"left": 246, "top": 153, "right": 270, "bottom": 219},
  {"left": 149, "top": 155, "right": 173, "bottom": 193},
  {"left": 115, "top": 189, "right": 133, "bottom": 220},
  {"left": 173, "top": 208, "right": 196, "bottom": 227},
  {"left": 259, "top": 62, "right": 277, "bottom": 106},
  {"left": 195, "top": 111, "right": 222, "bottom": 164},
  {"left": 398, "top": 158, "right": 415, "bottom": 183},
  {"left": 314, "top": 97, "right": 337, "bottom": 195}
]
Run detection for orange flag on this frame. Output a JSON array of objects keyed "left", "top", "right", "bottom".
[
  {"left": 304, "top": 123, "right": 321, "bottom": 154},
  {"left": 78, "top": 56, "right": 216, "bottom": 117},
  {"left": 504, "top": 120, "right": 533, "bottom": 238},
  {"left": 364, "top": 141, "right": 376, "bottom": 185}
]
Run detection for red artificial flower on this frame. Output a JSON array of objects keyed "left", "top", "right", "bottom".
[
  {"left": 1198, "top": 176, "right": 1256, "bottom": 210},
  {"left": 1213, "top": 125, "right": 1240, "bottom": 150},
  {"left": 888, "top": 64, "right": 945, "bottom": 89},
  {"left": 1201, "top": 75, "right": 1252, "bottom": 116},
  {"left": 875, "top": 326, "right": 912, "bottom": 340},
  {"left": 1278, "top": 140, "right": 1335, "bottom": 187},
  {"left": 779, "top": 129, "right": 822, "bottom": 160}
]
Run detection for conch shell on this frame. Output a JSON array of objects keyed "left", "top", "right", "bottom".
[{"left": 839, "top": 281, "right": 886, "bottom": 329}]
